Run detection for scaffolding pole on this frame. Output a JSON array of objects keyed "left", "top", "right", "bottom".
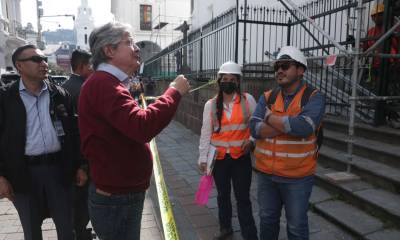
[
  {"left": 280, "top": 0, "right": 351, "bottom": 56},
  {"left": 347, "top": 0, "right": 364, "bottom": 174}
]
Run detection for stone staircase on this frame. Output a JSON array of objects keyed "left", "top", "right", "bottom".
[{"left": 311, "top": 116, "right": 400, "bottom": 239}]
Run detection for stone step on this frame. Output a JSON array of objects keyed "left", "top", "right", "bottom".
[
  {"left": 323, "top": 129, "right": 400, "bottom": 169},
  {"left": 323, "top": 116, "right": 400, "bottom": 146},
  {"left": 318, "top": 145, "right": 400, "bottom": 194},
  {"left": 315, "top": 166, "right": 400, "bottom": 228},
  {"left": 312, "top": 200, "right": 400, "bottom": 239},
  {"left": 310, "top": 186, "right": 400, "bottom": 239}
]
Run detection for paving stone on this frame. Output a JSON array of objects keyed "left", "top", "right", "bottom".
[
  {"left": 182, "top": 204, "right": 211, "bottom": 216},
  {"left": 206, "top": 197, "right": 218, "bottom": 209},
  {"left": 190, "top": 214, "right": 219, "bottom": 228},
  {"left": 310, "top": 231, "right": 354, "bottom": 240},
  {"left": 141, "top": 219, "right": 158, "bottom": 229},
  {"left": 196, "top": 225, "right": 219, "bottom": 240},
  {"left": 4, "top": 232, "right": 24, "bottom": 240},
  {"left": 168, "top": 179, "right": 188, "bottom": 189},
  {"left": 176, "top": 195, "right": 196, "bottom": 206},
  {"left": 173, "top": 186, "right": 195, "bottom": 197}
]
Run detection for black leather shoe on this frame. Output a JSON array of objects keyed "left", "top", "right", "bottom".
[{"left": 213, "top": 227, "right": 233, "bottom": 240}]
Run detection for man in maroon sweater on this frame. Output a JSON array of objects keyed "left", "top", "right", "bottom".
[{"left": 78, "top": 22, "right": 190, "bottom": 239}]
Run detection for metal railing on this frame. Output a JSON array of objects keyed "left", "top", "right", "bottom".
[{"left": 143, "top": 0, "right": 400, "bottom": 126}]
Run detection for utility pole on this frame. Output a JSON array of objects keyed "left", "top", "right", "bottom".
[{"left": 36, "top": 0, "right": 43, "bottom": 49}]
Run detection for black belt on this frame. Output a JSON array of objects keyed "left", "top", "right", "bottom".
[{"left": 24, "top": 152, "right": 60, "bottom": 165}]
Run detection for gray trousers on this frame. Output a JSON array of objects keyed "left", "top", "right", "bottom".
[{"left": 12, "top": 164, "right": 74, "bottom": 240}]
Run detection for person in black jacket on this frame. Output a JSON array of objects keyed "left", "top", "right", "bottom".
[
  {"left": 63, "top": 49, "right": 93, "bottom": 111},
  {"left": 0, "top": 44, "right": 87, "bottom": 240},
  {"left": 62, "top": 49, "right": 93, "bottom": 240}
]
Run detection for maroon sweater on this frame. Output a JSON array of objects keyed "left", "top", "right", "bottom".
[{"left": 78, "top": 71, "right": 181, "bottom": 194}]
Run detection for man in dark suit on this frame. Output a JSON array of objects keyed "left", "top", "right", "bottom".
[
  {"left": 0, "top": 44, "right": 87, "bottom": 240},
  {"left": 62, "top": 49, "right": 93, "bottom": 240},
  {"left": 63, "top": 49, "right": 93, "bottom": 111}
]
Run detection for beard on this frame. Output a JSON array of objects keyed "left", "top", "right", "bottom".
[{"left": 277, "top": 74, "right": 299, "bottom": 89}]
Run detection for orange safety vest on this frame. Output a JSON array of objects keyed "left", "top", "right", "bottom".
[
  {"left": 210, "top": 94, "right": 251, "bottom": 160},
  {"left": 364, "top": 25, "right": 400, "bottom": 68},
  {"left": 254, "top": 85, "right": 317, "bottom": 178}
]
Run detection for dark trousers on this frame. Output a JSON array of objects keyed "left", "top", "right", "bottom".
[
  {"left": 12, "top": 164, "right": 74, "bottom": 240},
  {"left": 212, "top": 153, "right": 258, "bottom": 240},
  {"left": 74, "top": 183, "right": 92, "bottom": 240}
]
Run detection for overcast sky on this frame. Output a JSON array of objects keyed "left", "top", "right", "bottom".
[{"left": 20, "top": 0, "right": 113, "bottom": 31}]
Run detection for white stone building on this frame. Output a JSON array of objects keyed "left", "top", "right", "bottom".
[
  {"left": 191, "top": 0, "right": 310, "bottom": 30},
  {"left": 74, "top": 0, "right": 95, "bottom": 50},
  {"left": 0, "top": 0, "right": 26, "bottom": 73},
  {"left": 111, "top": 0, "right": 191, "bottom": 61}
]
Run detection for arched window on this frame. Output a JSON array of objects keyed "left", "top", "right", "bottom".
[{"left": 85, "top": 34, "right": 87, "bottom": 44}]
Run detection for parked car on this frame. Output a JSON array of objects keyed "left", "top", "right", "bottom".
[
  {"left": 48, "top": 75, "right": 68, "bottom": 86},
  {"left": 0, "top": 73, "right": 20, "bottom": 86}
]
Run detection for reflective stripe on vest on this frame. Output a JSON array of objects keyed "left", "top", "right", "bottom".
[
  {"left": 210, "top": 139, "right": 244, "bottom": 148},
  {"left": 210, "top": 94, "right": 251, "bottom": 159},
  {"left": 261, "top": 138, "right": 316, "bottom": 145},
  {"left": 254, "top": 147, "right": 316, "bottom": 158},
  {"left": 255, "top": 85, "right": 318, "bottom": 177},
  {"left": 214, "top": 123, "right": 248, "bottom": 132}
]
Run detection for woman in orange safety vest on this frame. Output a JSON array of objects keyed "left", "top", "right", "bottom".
[{"left": 198, "top": 61, "right": 258, "bottom": 240}]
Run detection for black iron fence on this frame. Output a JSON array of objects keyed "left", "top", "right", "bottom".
[{"left": 143, "top": 0, "right": 400, "bottom": 126}]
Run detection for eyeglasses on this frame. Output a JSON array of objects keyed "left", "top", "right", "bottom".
[
  {"left": 273, "top": 61, "right": 297, "bottom": 72},
  {"left": 119, "top": 39, "right": 139, "bottom": 49},
  {"left": 17, "top": 55, "right": 48, "bottom": 63}
]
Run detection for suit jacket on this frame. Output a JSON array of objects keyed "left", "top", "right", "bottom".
[
  {"left": 62, "top": 74, "right": 85, "bottom": 111},
  {"left": 0, "top": 80, "right": 81, "bottom": 193}
]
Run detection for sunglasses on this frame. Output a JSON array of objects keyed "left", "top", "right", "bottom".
[
  {"left": 273, "top": 61, "right": 297, "bottom": 72},
  {"left": 17, "top": 55, "right": 48, "bottom": 63}
]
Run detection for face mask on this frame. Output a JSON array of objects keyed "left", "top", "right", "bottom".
[{"left": 219, "top": 82, "right": 237, "bottom": 94}]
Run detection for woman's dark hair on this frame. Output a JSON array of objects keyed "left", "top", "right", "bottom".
[{"left": 214, "top": 73, "right": 242, "bottom": 133}]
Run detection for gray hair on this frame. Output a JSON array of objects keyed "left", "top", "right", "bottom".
[{"left": 89, "top": 22, "right": 132, "bottom": 70}]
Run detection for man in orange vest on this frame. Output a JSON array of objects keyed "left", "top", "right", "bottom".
[{"left": 249, "top": 46, "right": 325, "bottom": 240}]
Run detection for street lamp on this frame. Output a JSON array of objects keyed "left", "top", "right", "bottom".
[{"left": 36, "top": 0, "right": 43, "bottom": 49}]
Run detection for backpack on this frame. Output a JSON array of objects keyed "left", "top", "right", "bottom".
[{"left": 265, "top": 85, "right": 324, "bottom": 151}]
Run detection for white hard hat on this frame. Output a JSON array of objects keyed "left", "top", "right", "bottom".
[
  {"left": 276, "top": 46, "right": 307, "bottom": 68},
  {"left": 218, "top": 61, "right": 242, "bottom": 76}
]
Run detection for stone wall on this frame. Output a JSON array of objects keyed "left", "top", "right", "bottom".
[{"left": 153, "top": 76, "right": 277, "bottom": 135}]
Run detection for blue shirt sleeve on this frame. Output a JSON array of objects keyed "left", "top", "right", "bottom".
[
  {"left": 249, "top": 95, "right": 267, "bottom": 139},
  {"left": 288, "top": 92, "right": 325, "bottom": 138}
]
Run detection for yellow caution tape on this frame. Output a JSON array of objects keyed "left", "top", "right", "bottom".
[
  {"left": 188, "top": 79, "right": 217, "bottom": 93},
  {"left": 140, "top": 94, "right": 180, "bottom": 240},
  {"left": 144, "top": 79, "right": 217, "bottom": 100}
]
